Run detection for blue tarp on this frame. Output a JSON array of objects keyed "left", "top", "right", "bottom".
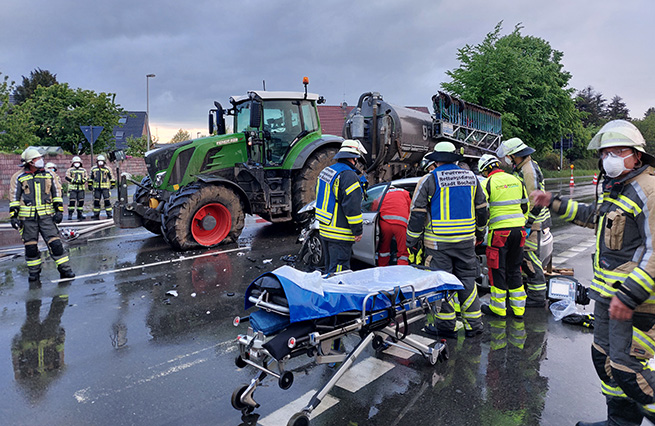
[{"left": 245, "top": 265, "right": 464, "bottom": 323}]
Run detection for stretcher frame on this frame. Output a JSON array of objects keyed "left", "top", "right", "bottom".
[{"left": 231, "top": 281, "right": 454, "bottom": 426}]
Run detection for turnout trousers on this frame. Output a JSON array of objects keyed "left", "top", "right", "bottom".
[
  {"left": 377, "top": 220, "right": 409, "bottom": 266},
  {"left": 592, "top": 297, "right": 655, "bottom": 425},
  {"left": 20, "top": 215, "right": 72, "bottom": 277},
  {"left": 522, "top": 228, "right": 547, "bottom": 303},
  {"left": 487, "top": 228, "right": 527, "bottom": 317},
  {"left": 93, "top": 188, "right": 112, "bottom": 217},
  {"left": 323, "top": 239, "right": 354, "bottom": 274},
  {"left": 423, "top": 241, "right": 482, "bottom": 333},
  {"left": 68, "top": 189, "right": 85, "bottom": 215}
]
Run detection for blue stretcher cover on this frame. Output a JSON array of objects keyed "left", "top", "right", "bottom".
[{"left": 245, "top": 265, "right": 464, "bottom": 324}]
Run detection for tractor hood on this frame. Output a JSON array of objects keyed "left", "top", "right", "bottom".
[{"left": 144, "top": 139, "right": 194, "bottom": 179}]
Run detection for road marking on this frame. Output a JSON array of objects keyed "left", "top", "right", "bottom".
[
  {"left": 336, "top": 357, "right": 395, "bottom": 393},
  {"left": 87, "top": 231, "right": 153, "bottom": 242},
  {"left": 52, "top": 246, "right": 249, "bottom": 283},
  {"left": 259, "top": 391, "right": 339, "bottom": 426},
  {"left": 383, "top": 335, "right": 435, "bottom": 360},
  {"left": 552, "top": 237, "right": 595, "bottom": 266},
  {"left": 73, "top": 341, "right": 236, "bottom": 404}
]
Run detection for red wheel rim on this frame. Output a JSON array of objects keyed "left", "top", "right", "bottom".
[{"left": 191, "top": 203, "right": 231, "bottom": 246}]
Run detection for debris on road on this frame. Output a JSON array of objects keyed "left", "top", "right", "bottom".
[{"left": 165, "top": 290, "right": 178, "bottom": 297}]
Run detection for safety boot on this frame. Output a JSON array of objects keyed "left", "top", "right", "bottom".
[
  {"left": 106, "top": 210, "right": 113, "bottom": 219},
  {"left": 68, "top": 212, "right": 73, "bottom": 221},
  {"left": 93, "top": 213, "right": 100, "bottom": 220},
  {"left": 58, "top": 266, "right": 75, "bottom": 280},
  {"left": 28, "top": 273, "right": 41, "bottom": 289},
  {"left": 525, "top": 299, "right": 546, "bottom": 308},
  {"left": 77, "top": 211, "right": 86, "bottom": 221},
  {"left": 575, "top": 421, "right": 607, "bottom": 426}
]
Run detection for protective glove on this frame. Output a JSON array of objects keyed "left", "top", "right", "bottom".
[
  {"left": 407, "top": 245, "right": 419, "bottom": 260},
  {"left": 10, "top": 216, "right": 20, "bottom": 230},
  {"left": 54, "top": 211, "right": 63, "bottom": 224},
  {"left": 110, "top": 181, "right": 116, "bottom": 189}
]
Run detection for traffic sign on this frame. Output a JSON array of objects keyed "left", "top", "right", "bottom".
[{"left": 80, "top": 126, "right": 104, "bottom": 145}]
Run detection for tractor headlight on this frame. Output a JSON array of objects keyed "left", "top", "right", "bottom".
[{"left": 154, "top": 171, "right": 166, "bottom": 187}]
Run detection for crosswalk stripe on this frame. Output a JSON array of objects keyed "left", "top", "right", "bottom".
[
  {"left": 336, "top": 357, "right": 395, "bottom": 393},
  {"left": 258, "top": 391, "right": 339, "bottom": 426}
]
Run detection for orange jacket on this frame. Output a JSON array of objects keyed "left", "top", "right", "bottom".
[{"left": 374, "top": 188, "right": 411, "bottom": 227}]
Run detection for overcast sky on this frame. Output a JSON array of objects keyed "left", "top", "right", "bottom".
[{"left": 2, "top": 0, "right": 653, "bottom": 142}]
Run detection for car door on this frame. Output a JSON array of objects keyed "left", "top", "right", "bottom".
[{"left": 351, "top": 182, "right": 390, "bottom": 265}]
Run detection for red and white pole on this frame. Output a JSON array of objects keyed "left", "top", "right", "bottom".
[{"left": 569, "top": 164, "right": 575, "bottom": 187}]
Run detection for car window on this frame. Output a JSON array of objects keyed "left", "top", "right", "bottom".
[{"left": 361, "top": 183, "right": 389, "bottom": 213}]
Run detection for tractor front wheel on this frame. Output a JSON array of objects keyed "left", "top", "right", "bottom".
[
  {"left": 133, "top": 175, "right": 163, "bottom": 235},
  {"left": 161, "top": 183, "right": 244, "bottom": 251}
]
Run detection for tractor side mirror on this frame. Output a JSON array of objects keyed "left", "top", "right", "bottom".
[{"left": 249, "top": 100, "right": 262, "bottom": 129}]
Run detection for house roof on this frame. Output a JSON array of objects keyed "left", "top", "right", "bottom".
[{"left": 113, "top": 111, "right": 147, "bottom": 149}]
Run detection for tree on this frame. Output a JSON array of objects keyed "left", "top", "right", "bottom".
[
  {"left": 575, "top": 86, "right": 607, "bottom": 127},
  {"left": 19, "top": 83, "right": 125, "bottom": 154},
  {"left": 644, "top": 107, "right": 655, "bottom": 119},
  {"left": 605, "top": 95, "right": 630, "bottom": 120},
  {"left": 0, "top": 72, "right": 39, "bottom": 151},
  {"left": 441, "top": 22, "right": 580, "bottom": 158},
  {"left": 634, "top": 113, "right": 655, "bottom": 154},
  {"left": 13, "top": 68, "right": 58, "bottom": 104},
  {"left": 125, "top": 135, "right": 148, "bottom": 157},
  {"left": 170, "top": 129, "right": 191, "bottom": 143}
]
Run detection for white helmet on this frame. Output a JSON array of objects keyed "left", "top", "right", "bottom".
[
  {"left": 419, "top": 153, "right": 436, "bottom": 172},
  {"left": 496, "top": 137, "right": 535, "bottom": 158},
  {"left": 333, "top": 139, "right": 367, "bottom": 160},
  {"left": 71, "top": 156, "right": 82, "bottom": 164},
  {"left": 587, "top": 120, "right": 646, "bottom": 151},
  {"left": 45, "top": 162, "right": 57, "bottom": 171},
  {"left": 478, "top": 154, "right": 501, "bottom": 173},
  {"left": 22, "top": 147, "right": 42, "bottom": 163},
  {"left": 97, "top": 154, "right": 106, "bottom": 162}
]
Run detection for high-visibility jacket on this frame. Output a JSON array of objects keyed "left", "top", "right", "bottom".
[
  {"left": 315, "top": 161, "right": 364, "bottom": 242},
  {"left": 65, "top": 166, "right": 88, "bottom": 191},
  {"left": 375, "top": 188, "right": 411, "bottom": 227},
  {"left": 10, "top": 169, "right": 63, "bottom": 218},
  {"left": 407, "top": 163, "right": 488, "bottom": 247},
  {"left": 482, "top": 169, "right": 529, "bottom": 231},
  {"left": 514, "top": 156, "right": 551, "bottom": 230},
  {"left": 551, "top": 165, "right": 655, "bottom": 311},
  {"left": 89, "top": 166, "right": 115, "bottom": 189}
]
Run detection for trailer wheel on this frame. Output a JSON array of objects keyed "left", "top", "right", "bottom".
[
  {"left": 133, "top": 176, "right": 163, "bottom": 235},
  {"left": 292, "top": 147, "right": 338, "bottom": 222},
  {"left": 278, "top": 371, "right": 294, "bottom": 390},
  {"left": 162, "top": 183, "right": 244, "bottom": 251},
  {"left": 288, "top": 412, "right": 311, "bottom": 426}
]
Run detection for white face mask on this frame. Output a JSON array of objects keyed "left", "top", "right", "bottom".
[
  {"left": 97, "top": 161, "right": 105, "bottom": 167},
  {"left": 504, "top": 156, "right": 512, "bottom": 165},
  {"left": 74, "top": 162, "right": 81, "bottom": 168},
  {"left": 34, "top": 158, "right": 45, "bottom": 168},
  {"left": 603, "top": 152, "right": 633, "bottom": 178}
]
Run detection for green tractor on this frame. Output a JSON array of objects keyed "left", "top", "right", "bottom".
[{"left": 115, "top": 80, "right": 343, "bottom": 250}]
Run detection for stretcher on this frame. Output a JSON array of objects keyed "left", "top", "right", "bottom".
[{"left": 231, "top": 265, "right": 463, "bottom": 425}]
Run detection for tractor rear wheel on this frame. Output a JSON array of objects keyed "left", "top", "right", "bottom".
[
  {"left": 292, "top": 147, "right": 338, "bottom": 222},
  {"left": 133, "top": 175, "right": 163, "bottom": 235},
  {"left": 161, "top": 183, "right": 244, "bottom": 251}
]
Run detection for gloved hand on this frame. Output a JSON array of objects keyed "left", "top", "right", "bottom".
[
  {"left": 408, "top": 245, "right": 419, "bottom": 259},
  {"left": 10, "top": 216, "right": 20, "bottom": 230},
  {"left": 110, "top": 181, "right": 116, "bottom": 189},
  {"left": 54, "top": 211, "right": 63, "bottom": 224}
]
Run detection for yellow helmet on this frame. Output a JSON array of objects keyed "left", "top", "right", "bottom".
[
  {"left": 71, "top": 156, "right": 82, "bottom": 164},
  {"left": 22, "top": 147, "right": 42, "bottom": 163},
  {"left": 496, "top": 137, "right": 535, "bottom": 158},
  {"left": 425, "top": 141, "right": 463, "bottom": 163},
  {"left": 96, "top": 154, "right": 106, "bottom": 162}
]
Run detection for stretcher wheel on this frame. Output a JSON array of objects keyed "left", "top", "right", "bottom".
[
  {"left": 235, "top": 355, "right": 247, "bottom": 368},
  {"left": 372, "top": 335, "right": 388, "bottom": 352},
  {"left": 279, "top": 371, "right": 294, "bottom": 390},
  {"left": 231, "top": 385, "right": 254, "bottom": 414},
  {"left": 288, "top": 411, "right": 311, "bottom": 426},
  {"left": 439, "top": 342, "right": 449, "bottom": 362}
]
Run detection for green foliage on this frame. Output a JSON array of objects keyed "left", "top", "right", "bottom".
[
  {"left": 170, "top": 129, "right": 192, "bottom": 143},
  {"left": 634, "top": 113, "right": 655, "bottom": 153},
  {"left": 442, "top": 22, "right": 581, "bottom": 156},
  {"left": 575, "top": 86, "right": 606, "bottom": 127},
  {"left": 126, "top": 135, "right": 148, "bottom": 157},
  {"left": 0, "top": 72, "right": 39, "bottom": 150},
  {"left": 13, "top": 68, "right": 58, "bottom": 104},
  {"left": 605, "top": 95, "right": 630, "bottom": 120},
  {"left": 19, "top": 83, "right": 124, "bottom": 154}
]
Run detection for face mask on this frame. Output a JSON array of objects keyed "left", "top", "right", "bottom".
[
  {"left": 34, "top": 158, "right": 45, "bottom": 168},
  {"left": 504, "top": 156, "right": 512, "bottom": 165},
  {"left": 602, "top": 153, "right": 633, "bottom": 178},
  {"left": 98, "top": 161, "right": 105, "bottom": 167}
]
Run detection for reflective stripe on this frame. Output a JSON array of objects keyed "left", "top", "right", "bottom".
[
  {"left": 55, "top": 256, "right": 70, "bottom": 266},
  {"left": 488, "top": 213, "right": 526, "bottom": 225},
  {"left": 378, "top": 252, "right": 391, "bottom": 257},
  {"left": 633, "top": 327, "right": 655, "bottom": 358},
  {"left": 26, "top": 258, "right": 42, "bottom": 266},
  {"left": 345, "top": 181, "right": 360, "bottom": 195},
  {"left": 489, "top": 198, "right": 528, "bottom": 206},
  {"left": 345, "top": 214, "right": 363, "bottom": 224},
  {"left": 601, "top": 381, "right": 628, "bottom": 398},
  {"left": 381, "top": 215, "right": 408, "bottom": 224},
  {"left": 628, "top": 267, "right": 655, "bottom": 294}
]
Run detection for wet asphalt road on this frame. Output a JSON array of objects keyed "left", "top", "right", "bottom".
[{"left": 0, "top": 182, "right": 640, "bottom": 426}]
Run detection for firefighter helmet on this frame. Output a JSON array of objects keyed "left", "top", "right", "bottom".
[
  {"left": 420, "top": 153, "right": 436, "bottom": 172},
  {"left": 22, "top": 147, "right": 42, "bottom": 163},
  {"left": 425, "top": 141, "right": 463, "bottom": 163},
  {"left": 587, "top": 120, "right": 646, "bottom": 151},
  {"left": 71, "top": 156, "right": 82, "bottom": 164},
  {"left": 478, "top": 154, "right": 501, "bottom": 174},
  {"left": 45, "top": 162, "right": 57, "bottom": 171},
  {"left": 496, "top": 137, "right": 535, "bottom": 158},
  {"left": 96, "top": 154, "right": 106, "bottom": 162},
  {"left": 333, "top": 139, "right": 367, "bottom": 160}
]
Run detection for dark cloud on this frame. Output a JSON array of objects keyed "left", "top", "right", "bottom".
[{"left": 2, "top": 0, "right": 653, "bottom": 141}]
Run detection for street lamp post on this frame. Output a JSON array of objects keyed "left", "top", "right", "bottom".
[{"left": 146, "top": 74, "right": 156, "bottom": 151}]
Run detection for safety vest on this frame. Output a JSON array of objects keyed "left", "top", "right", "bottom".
[
  {"left": 515, "top": 157, "right": 551, "bottom": 228},
  {"left": 427, "top": 164, "right": 477, "bottom": 243},
  {"left": 66, "top": 167, "right": 88, "bottom": 191},
  {"left": 89, "top": 166, "right": 115, "bottom": 189},
  {"left": 483, "top": 169, "right": 528, "bottom": 231},
  {"left": 10, "top": 170, "right": 63, "bottom": 218},
  {"left": 315, "top": 162, "right": 363, "bottom": 242},
  {"left": 378, "top": 188, "right": 411, "bottom": 226}
]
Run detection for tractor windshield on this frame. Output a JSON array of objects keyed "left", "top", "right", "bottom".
[{"left": 263, "top": 100, "right": 318, "bottom": 164}]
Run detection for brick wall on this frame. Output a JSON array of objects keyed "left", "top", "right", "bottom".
[{"left": 0, "top": 154, "right": 147, "bottom": 199}]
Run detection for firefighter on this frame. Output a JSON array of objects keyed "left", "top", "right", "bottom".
[
  {"left": 315, "top": 139, "right": 366, "bottom": 274},
  {"left": 88, "top": 154, "right": 115, "bottom": 220},
  {"left": 532, "top": 120, "right": 655, "bottom": 426},
  {"left": 478, "top": 154, "right": 530, "bottom": 318},
  {"left": 372, "top": 186, "right": 411, "bottom": 266},
  {"left": 408, "top": 153, "right": 438, "bottom": 265},
  {"left": 9, "top": 148, "right": 75, "bottom": 286},
  {"left": 496, "top": 137, "right": 551, "bottom": 307},
  {"left": 44, "top": 162, "right": 62, "bottom": 193},
  {"left": 65, "top": 156, "right": 87, "bottom": 221},
  {"left": 407, "top": 142, "right": 488, "bottom": 338}
]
